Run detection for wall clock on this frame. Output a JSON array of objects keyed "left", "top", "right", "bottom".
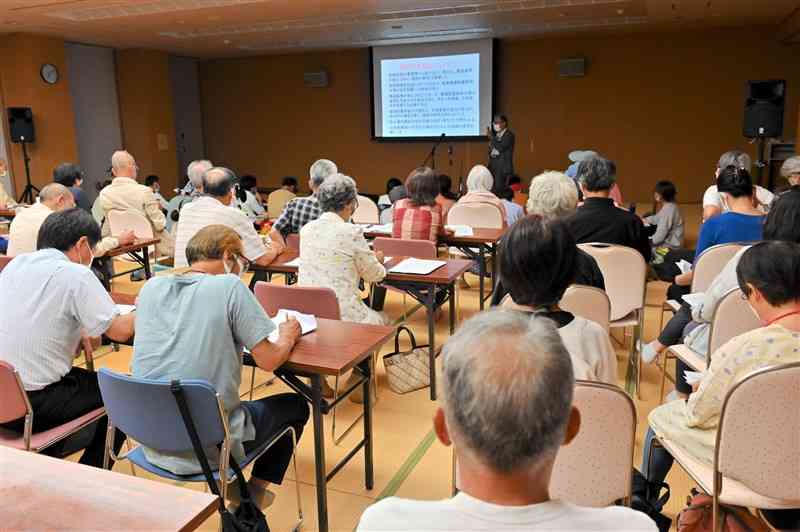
[{"left": 40, "top": 63, "right": 59, "bottom": 85}]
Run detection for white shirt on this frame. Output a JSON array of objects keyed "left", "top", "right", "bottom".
[
  {"left": 173, "top": 196, "right": 268, "bottom": 268},
  {"left": 357, "top": 493, "right": 656, "bottom": 531},
  {"left": 0, "top": 249, "right": 118, "bottom": 390},
  {"left": 558, "top": 316, "right": 617, "bottom": 385},
  {"left": 7, "top": 202, "right": 53, "bottom": 256},
  {"left": 702, "top": 185, "right": 773, "bottom": 213}
]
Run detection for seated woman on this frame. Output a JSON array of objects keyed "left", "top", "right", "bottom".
[
  {"left": 435, "top": 174, "right": 457, "bottom": 220},
  {"left": 456, "top": 165, "right": 507, "bottom": 227},
  {"left": 643, "top": 180, "right": 684, "bottom": 262},
  {"left": 498, "top": 215, "right": 617, "bottom": 384},
  {"left": 237, "top": 174, "right": 267, "bottom": 221},
  {"left": 393, "top": 167, "right": 449, "bottom": 243},
  {"left": 642, "top": 166, "right": 766, "bottom": 365},
  {"left": 378, "top": 177, "right": 403, "bottom": 210},
  {"left": 491, "top": 171, "right": 604, "bottom": 306},
  {"left": 300, "top": 173, "right": 387, "bottom": 326},
  {"left": 642, "top": 241, "right": 800, "bottom": 492},
  {"left": 131, "top": 224, "right": 309, "bottom": 507}
]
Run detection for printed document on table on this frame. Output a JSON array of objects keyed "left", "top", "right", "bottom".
[
  {"left": 389, "top": 258, "right": 446, "bottom": 275},
  {"left": 268, "top": 309, "right": 318, "bottom": 342}
]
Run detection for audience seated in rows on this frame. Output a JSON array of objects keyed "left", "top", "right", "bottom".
[
  {"left": 96, "top": 150, "right": 175, "bottom": 258},
  {"left": 236, "top": 174, "right": 267, "bottom": 221},
  {"left": 179, "top": 159, "right": 213, "bottom": 197},
  {"left": 174, "top": 167, "right": 281, "bottom": 269},
  {"left": 642, "top": 241, "right": 800, "bottom": 492},
  {"left": 0, "top": 208, "right": 135, "bottom": 468},
  {"left": 491, "top": 171, "right": 605, "bottom": 306},
  {"left": 497, "top": 186, "right": 525, "bottom": 226},
  {"left": 378, "top": 183, "right": 407, "bottom": 225},
  {"left": 643, "top": 180, "right": 684, "bottom": 261},
  {"left": 565, "top": 150, "right": 624, "bottom": 206},
  {"left": 358, "top": 310, "right": 656, "bottom": 531},
  {"left": 457, "top": 165, "right": 507, "bottom": 227},
  {"left": 269, "top": 159, "right": 337, "bottom": 249},
  {"left": 780, "top": 155, "right": 800, "bottom": 190},
  {"left": 702, "top": 150, "right": 773, "bottom": 221},
  {"left": 131, "top": 224, "right": 309, "bottom": 508},
  {"left": 0, "top": 178, "right": 15, "bottom": 209},
  {"left": 53, "top": 163, "right": 91, "bottom": 212},
  {"left": 144, "top": 174, "right": 169, "bottom": 212},
  {"left": 435, "top": 174, "right": 457, "bottom": 219},
  {"left": 392, "top": 167, "right": 449, "bottom": 242},
  {"left": 498, "top": 216, "right": 617, "bottom": 384},
  {"left": 567, "top": 156, "right": 651, "bottom": 262},
  {"left": 378, "top": 177, "right": 403, "bottom": 209}
]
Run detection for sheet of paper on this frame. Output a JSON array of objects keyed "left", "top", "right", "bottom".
[
  {"left": 282, "top": 257, "right": 301, "bottom": 267},
  {"left": 676, "top": 259, "right": 693, "bottom": 275},
  {"left": 268, "top": 309, "right": 318, "bottom": 342},
  {"left": 681, "top": 292, "right": 705, "bottom": 309},
  {"left": 389, "top": 258, "right": 446, "bottom": 275},
  {"left": 445, "top": 224, "right": 474, "bottom": 237},
  {"left": 684, "top": 370, "right": 706, "bottom": 386},
  {"left": 383, "top": 256, "right": 392, "bottom": 263},
  {"left": 116, "top": 304, "right": 136, "bottom": 315},
  {"left": 364, "top": 223, "right": 393, "bottom": 234}
]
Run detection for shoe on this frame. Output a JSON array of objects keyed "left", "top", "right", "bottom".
[
  {"left": 130, "top": 269, "right": 146, "bottom": 282},
  {"left": 640, "top": 341, "right": 660, "bottom": 365}
]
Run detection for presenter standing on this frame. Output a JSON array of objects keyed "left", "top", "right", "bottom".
[{"left": 487, "top": 114, "right": 515, "bottom": 193}]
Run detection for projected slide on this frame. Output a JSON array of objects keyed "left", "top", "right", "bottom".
[{"left": 380, "top": 53, "right": 480, "bottom": 138}]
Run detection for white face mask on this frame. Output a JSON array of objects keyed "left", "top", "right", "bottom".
[
  {"left": 81, "top": 240, "right": 94, "bottom": 267},
  {"left": 223, "top": 255, "right": 248, "bottom": 278},
  {"left": 493, "top": 124, "right": 502, "bottom": 133}
]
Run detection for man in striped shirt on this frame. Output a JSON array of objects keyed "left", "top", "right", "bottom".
[{"left": 174, "top": 167, "right": 282, "bottom": 268}]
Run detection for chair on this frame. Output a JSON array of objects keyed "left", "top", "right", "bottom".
[
  {"left": 578, "top": 243, "right": 647, "bottom": 397},
  {"left": 662, "top": 288, "right": 761, "bottom": 399},
  {"left": 560, "top": 285, "right": 611, "bottom": 332},
  {"left": 0, "top": 255, "right": 12, "bottom": 273},
  {"left": 353, "top": 195, "right": 380, "bottom": 224},
  {"left": 0, "top": 361, "right": 106, "bottom": 455},
  {"left": 655, "top": 362, "right": 800, "bottom": 532},
  {"left": 285, "top": 233, "right": 300, "bottom": 251},
  {"left": 267, "top": 189, "right": 296, "bottom": 219},
  {"left": 372, "top": 237, "right": 439, "bottom": 320},
  {"left": 97, "top": 368, "right": 303, "bottom": 529},
  {"left": 106, "top": 209, "right": 165, "bottom": 271},
  {"left": 550, "top": 381, "right": 637, "bottom": 506},
  {"left": 446, "top": 203, "right": 504, "bottom": 229}
]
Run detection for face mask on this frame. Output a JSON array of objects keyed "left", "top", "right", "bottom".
[
  {"left": 493, "top": 124, "right": 501, "bottom": 132},
  {"left": 224, "top": 255, "right": 248, "bottom": 278},
  {"left": 81, "top": 240, "right": 94, "bottom": 267}
]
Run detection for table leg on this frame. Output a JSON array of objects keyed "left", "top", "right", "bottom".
[
  {"left": 478, "top": 245, "right": 486, "bottom": 310},
  {"left": 309, "top": 375, "right": 329, "bottom": 532},
  {"left": 142, "top": 247, "right": 152, "bottom": 279},
  {"left": 361, "top": 359, "right": 374, "bottom": 490},
  {"left": 448, "top": 283, "right": 456, "bottom": 335},
  {"left": 427, "top": 284, "right": 437, "bottom": 400},
  {"left": 491, "top": 243, "right": 498, "bottom": 292}
]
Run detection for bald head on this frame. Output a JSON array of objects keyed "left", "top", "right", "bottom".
[
  {"left": 187, "top": 159, "right": 213, "bottom": 189},
  {"left": 202, "top": 167, "right": 236, "bottom": 203},
  {"left": 39, "top": 183, "right": 75, "bottom": 211},
  {"left": 111, "top": 150, "right": 137, "bottom": 179}
]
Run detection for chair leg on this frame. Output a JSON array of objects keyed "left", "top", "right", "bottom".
[
  {"left": 249, "top": 366, "right": 257, "bottom": 401},
  {"left": 289, "top": 428, "right": 304, "bottom": 531},
  {"left": 451, "top": 450, "right": 458, "bottom": 496},
  {"left": 125, "top": 439, "right": 137, "bottom": 476}
]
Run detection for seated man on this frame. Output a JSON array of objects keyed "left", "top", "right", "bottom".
[
  {"left": 357, "top": 311, "right": 656, "bottom": 531},
  {"left": 53, "top": 162, "right": 91, "bottom": 211},
  {"left": 269, "top": 158, "right": 338, "bottom": 249},
  {"left": 0, "top": 208, "right": 135, "bottom": 468},
  {"left": 8, "top": 183, "right": 134, "bottom": 257},
  {"left": 132, "top": 224, "right": 310, "bottom": 507},
  {"left": 567, "top": 156, "right": 651, "bottom": 262},
  {"left": 96, "top": 150, "right": 174, "bottom": 258},
  {"left": 180, "top": 159, "right": 213, "bottom": 197},
  {"left": 173, "top": 167, "right": 281, "bottom": 268}
]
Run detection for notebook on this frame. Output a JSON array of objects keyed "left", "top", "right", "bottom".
[
  {"left": 268, "top": 309, "right": 318, "bottom": 342},
  {"left": 364, "top": 223, "right": 393, "bottom": 234},
  {"left": 282, "top": 257, "right": 301, "bottom": 267},
  {"left": 445, "top": 224, "right": 474, "bottom": 237},
  {"left": 681, "top": 292, "right": 705, "bottom": 309},
  {"left": 389, "top": 258, "right": 446, "bottom": 275},
  {"left": 116, "top": 304, "right": 136, "bottom": 315},
  {"left": 676, "top": 259, "right": 693, "bottom": 275}
]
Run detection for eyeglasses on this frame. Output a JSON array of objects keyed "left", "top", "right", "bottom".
[{"left": 236, "top": 254, "right": 251, "bottom": 276}]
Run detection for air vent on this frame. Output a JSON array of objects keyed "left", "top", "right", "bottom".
[
  {"left": 558, "top": 57, "right": 586, "bottom": 78},
  {"left": 303, "top": 70, "right": 329, "bottom": 88}
]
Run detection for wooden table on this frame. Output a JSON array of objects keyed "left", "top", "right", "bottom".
[
  {"left": 100, "top": 238, "right": 161, "bottom": 289},
  {"left": 252, "top": 252, "right": 473, "bottom": 400},
  {"left": 0, "top": 207, "right": 15, "bottom": 219},
  {"left": 0, "top": 445, "right": 217, "bottom": 531},
  {"left": 364, "top": 227, "right": 505, "bottom": 310},
  {"left": 270, "top": 318, "right": 394, "bottom": 532}
]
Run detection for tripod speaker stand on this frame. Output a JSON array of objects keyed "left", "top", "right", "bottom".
[{"left": 16, "top": 136, "right": 38, "bottom": 204}]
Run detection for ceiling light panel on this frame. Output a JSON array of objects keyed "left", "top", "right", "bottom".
[{"left": 48, "top": 0, "right": 272, "bottom": 22}]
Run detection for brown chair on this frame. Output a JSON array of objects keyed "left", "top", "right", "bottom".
[
  {"left": 0, "top": 361, "right": 106, "bottom": 454},
  {"left": 373, "top": 237, "right": 438, "bottom": 319},
  {"left": 267, "top": 189, "right": 296, "bottom": 219},
  {"left": 0, "top": 255, "right": 12, "bottom": 273},
  {"left": 285, "top": 233, "right": 300, "bottom": 252}
]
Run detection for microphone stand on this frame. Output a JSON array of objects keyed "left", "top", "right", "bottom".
[{"left": 422, "top": 133, "right": 446, "bottom": 170}]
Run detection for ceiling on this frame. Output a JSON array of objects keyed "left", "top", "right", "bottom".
[{"left": 0, "top": 0, "right": 798, "bottom": 58}]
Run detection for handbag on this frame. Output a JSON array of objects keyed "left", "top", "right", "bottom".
[
  {"left": 677, "top": 489, "right": 769, "bottom": 532},
  {"left": 170, "top": 381, "right": 270, "bottom": 532},
  {"left": 630, "top": 469, "right": 673, "bottom": 532},
  {"left": 383, "top": 326, "right": 431, "bottom": 394}
]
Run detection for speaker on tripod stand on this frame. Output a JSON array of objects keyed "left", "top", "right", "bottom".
[
  {"left": 743, "top": 80, "right": 785, "bottom": 188},
  {"left": 7, "top": 107, "right": 38, "bottom": 204}
]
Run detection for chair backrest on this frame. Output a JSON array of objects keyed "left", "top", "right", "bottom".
[
  {"left": 560, "top": 285, "right": 611, "bottom": 332},
  {"left": 285, "top": 233, "right": 300, "bottom": 251},
  {"left": 107, "top": 209, "right": 154, "bottom": 239},
  {"left": 691, "top": 243, "right": 745, "bottom": 293},
  {"left": 254, "top": 282, "right": 340, "bottom": 320},
  {"left": 372, "top": 237, "right": 437, "bottom": 259},
  {"left": 267, "top": 189, "right": 296, "bottom": 219},
  {"left": 707, "top": 288, "right": 762, "bottom": 355},
  {"left": 551, "top": 381, "right": 637, "bottom": 506},
  {"left": 353, "top": 195, "right": 380, "bottom": 224},
  {"left": 0, "top": 255, "right": 12, "bottom": 273},
  {"left": 446, "top": 203, "right": 504, "bottom": 229},
  {"left": 577, "top": 243, "right": 646, "bottom": 321},
  {"left": 0, "top": 361, "right": 31, "bottom": 424},
  {"left": 97, "top": 369, "right": 226, "bottom": 452},
  {"left": 715, "top": 362, "right": 800, "bottom": 501}
]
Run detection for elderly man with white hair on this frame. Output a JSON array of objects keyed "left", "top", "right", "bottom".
[
  {"left": 358, "top": 310, "right": 656, "bottom": 531},
  {"left": 456, "top": 164, "right": 507, "bottom": 226},
  {"left": 181, "top": 159, "right": 213, "bottom": 196},
  {"left": 96, "top": 150, "right": 174, "bottom": 257},
  {"left": 780, "top": 155, "right": 800, "bottom": 189},
  {"left": 269, "top": 158, "right": 337, "bottom": 249}
]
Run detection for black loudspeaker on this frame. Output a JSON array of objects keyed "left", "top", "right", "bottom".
[
  {"left": 7, "top": 107, "right": 35, "bottom": 143},
  {"left": 743, "top": 80, "right": 785, "bottom": 138}
]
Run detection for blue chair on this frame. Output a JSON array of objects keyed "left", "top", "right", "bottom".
[{"left": 97, "top": 368, "right": 303, "bottom": 529}]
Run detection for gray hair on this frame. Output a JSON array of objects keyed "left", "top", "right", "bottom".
[
  {"left": 526, "top": 171, "right": 578, "bottom": 219},
  {"left": 39, "top": 183, "right": 71, "bottom": 203},
  {"left": 442, "top": 310, "right": 575, "bottom": 473},
  {"left": 780, "top": 155, "right": 800, "bottom": 181},
  {"left": 111, "top": 150, "right": 135, "bottom": 172},
  {"left": 577, "top": 156, "right": 616, "bottom": 192},
  {"left": 718, "top": 150, "right": 751, "bottom": 172},
  {"left": 187, "top": 160, "right": 213, "bottom": 188},
  {"left": 317, "top": 173, "right": 358, "bottom": 213},
  {"left": 466, "top": 165, "right": 493, "bottom": 192},
  {"left": 202, "top": 167, "right": 235, "bottom": 198},
  {"left": 309, "top": 159, "right": 338, "bottom": 189}
]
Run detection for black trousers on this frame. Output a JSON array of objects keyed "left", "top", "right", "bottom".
[{"left": 1, "top": 367, "right": 124, "bottom": 468}]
